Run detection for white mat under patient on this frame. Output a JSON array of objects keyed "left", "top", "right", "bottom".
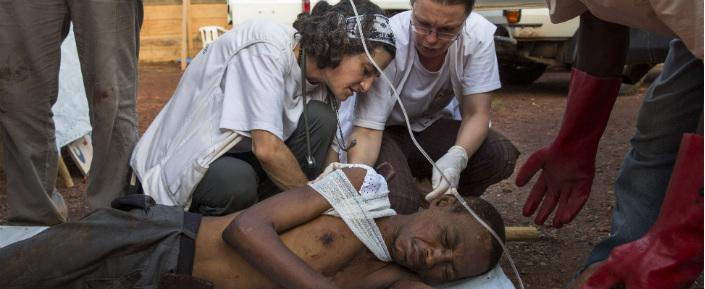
[{"left": 0, "top": 225, "right": 515, "bottom": 289}]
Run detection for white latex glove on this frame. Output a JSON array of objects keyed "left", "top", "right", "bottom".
[{"left": 427, "top": 145, "right": 468, "bottom": 201}]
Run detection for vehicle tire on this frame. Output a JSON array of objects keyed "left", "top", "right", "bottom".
[{"left": 499, "top": 62, "right": 547, "bottom": 85}]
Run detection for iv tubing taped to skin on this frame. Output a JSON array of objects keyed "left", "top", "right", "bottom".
[{"left": 346, "top": 1, "right": 525, "bottom": 288}]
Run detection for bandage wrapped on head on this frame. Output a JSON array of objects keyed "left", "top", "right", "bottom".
[{"left": 309, "top": 163, "right": 396, "bottom": 262}]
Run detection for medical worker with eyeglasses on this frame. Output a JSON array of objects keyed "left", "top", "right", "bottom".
[{"left": 340, "top": 0, "right": 519, "bottom": 214}]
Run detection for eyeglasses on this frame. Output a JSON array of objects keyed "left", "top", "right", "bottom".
[{"left": 410, "top": 13, "right": 463, "bottom": 41}]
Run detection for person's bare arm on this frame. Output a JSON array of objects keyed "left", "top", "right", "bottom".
[
  {"left": 222, "top": 168, "right": 367, "bottom": 289},
  {"left": 575, "top": 12, "right": 629, "bottom": 77},
  {"left": 455, "top": 92, "right": 492, "bottom": 157},
  {"left": 347, "top": 126, "right": 384, "bottom": 166},
  {"left": 324, "top": 147, "right": 339, "bottom": 166},
  {"left": 251, "top": 129, "right": 309, "bottom": 190},
  {"left": 387, "top": 279, "right": 434, "bottom": 289},
  {"left": 354, "top": 264, "right": 431, "bottom": 289}
]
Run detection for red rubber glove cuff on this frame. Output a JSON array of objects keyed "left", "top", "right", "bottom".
[
  {"left": 584, "top": 134, "right": 704, "bottom": 289},
  {"left": 516, "top": 68, "right": 621, "bottom": 227}
]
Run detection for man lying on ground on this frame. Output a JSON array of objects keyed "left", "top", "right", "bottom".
[{"left": 0, "top": 165, "right": 505, "bottom": 289}]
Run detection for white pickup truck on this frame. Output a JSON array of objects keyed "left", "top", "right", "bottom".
[
  {"left": 474, "top": 1, "right": 578, "bottom": 84},
  {"left": 227, "top": 0, "right": 670, "bottom": 86},
  {"left": 472, "top": 0, "right": 671, "bottom": 85},
  {"left": 227, "top": 0, "right": 410, "bottom": 26}
]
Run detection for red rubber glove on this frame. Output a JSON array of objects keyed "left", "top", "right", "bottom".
[
  {"left": 583, "top": 134, "right": 704, "bottom": 289},
  {"left": 516, "top": 68, "right": 621, "bottom": 227}
]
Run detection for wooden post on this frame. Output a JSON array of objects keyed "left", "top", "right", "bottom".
[
  {"left": 180, "top": 0, "right": 190, "bottom": 71},
  {"left": 187, "top": 1, "right": 193, "bottom": 59},
  {"left": 57, "top": 156, "right": 74, "bottom": 188},
  {"left": 506, "top": 226, "right": 540, "bottom": 241}
]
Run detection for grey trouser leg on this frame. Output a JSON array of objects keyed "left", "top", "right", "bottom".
[
  {"left": 584, "top": 39, "right": 703, "bottom": 267},
  {"left": 72, "top": 0, "right": 142, "bottom": 211},
  {"left": 190, "top": 100, "right": 336, "bottom": 215},
  {"left": 0, "top": 0, "right": 142, "bottom": 225},
  {"left": 0, "top": 199, "right": 187, "bottom": 289},
  {"left": 283, "top": 100, "right": 338, "bottom": 179},
  {"left": 189, "top": 157, "right": 260, "bottom": 215}
]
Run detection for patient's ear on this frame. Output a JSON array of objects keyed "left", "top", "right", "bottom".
[{"left": 429, "top": 194, "right": 457, "bottom": 208}]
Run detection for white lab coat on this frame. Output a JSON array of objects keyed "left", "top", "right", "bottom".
[{"left": 131, "top": 20, "right": 326, "bottom": 207}]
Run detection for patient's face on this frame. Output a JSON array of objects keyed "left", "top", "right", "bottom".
[{"left": 390, "top": 197, "right": 491, "bottom": 283}]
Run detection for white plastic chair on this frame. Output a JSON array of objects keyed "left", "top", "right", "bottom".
[{"left": 199, "top": 26, "right": 227, "bottom": 47}]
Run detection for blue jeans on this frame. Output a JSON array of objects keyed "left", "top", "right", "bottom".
[{"left": 584, "top": 39, "right": 703, "bottom": 267}]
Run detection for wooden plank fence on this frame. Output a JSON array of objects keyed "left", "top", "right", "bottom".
[{"left": 141, "top": 1, "right": 231, "bottom": 62}]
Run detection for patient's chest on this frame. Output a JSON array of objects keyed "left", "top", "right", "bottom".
[
  {"left": 194, "top": 215, "right": 389, "bottom": 289},
  {"left": 283, "top": 216, "right": 366, "bottom": 274}
]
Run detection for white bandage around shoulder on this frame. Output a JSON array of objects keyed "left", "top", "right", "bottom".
[{"left": 309, "top": 163, "right": 396, "bottom": 262}]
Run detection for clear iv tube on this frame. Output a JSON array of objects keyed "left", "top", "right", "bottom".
[{"left": 346, "top": 2, "right": 525, "bottom": 288}]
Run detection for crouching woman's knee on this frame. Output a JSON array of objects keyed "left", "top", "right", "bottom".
[
  {"left": 458, "top": 129, "right": 519, "bottom": 196},
  {"left": 306, "top": 100, "right": 337, "bottom": 137},
  {"left": 190, "top": 158, "right": 260, "bottom": 216}
]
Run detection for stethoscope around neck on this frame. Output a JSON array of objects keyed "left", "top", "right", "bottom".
[
  {"left": 298, "top": 46, "right": 316, "bottom": 170},
  {"left": 298, "top": 46, "right": 356, "bottom": 171}
]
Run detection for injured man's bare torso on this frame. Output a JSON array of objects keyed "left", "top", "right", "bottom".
[
  {"left": 190, "top": 167, "right": 504, "bottom": 289},
  {"left": 194, "top": 212, "right": 400, "bottom": 289}
]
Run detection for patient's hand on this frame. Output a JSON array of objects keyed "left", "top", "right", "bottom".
[{"left": 388, "top": 279, "right": 433, "bottom": 289}]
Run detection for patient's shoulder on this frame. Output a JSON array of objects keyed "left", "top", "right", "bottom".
[
  {"left": 340, "top": 167, "right": 367, "bottom": 191},
  {"left": 336, "top": 164, "right": 387, "bottom": 193}
]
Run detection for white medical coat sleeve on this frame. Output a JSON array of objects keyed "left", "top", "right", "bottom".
[
  {"left": 220, "top": 43, "right": 289, "bottom": 140},
  {"left": 460, "top": 13, "right": 501, "bottom": 97}
]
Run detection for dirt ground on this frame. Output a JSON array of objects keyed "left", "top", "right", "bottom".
[{"left": 0, "top": 63, "right": 698, "bottom": 288}]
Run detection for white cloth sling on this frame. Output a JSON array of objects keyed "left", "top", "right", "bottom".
[{"left": 309, "top": 164, "right": 396, "bottom": 262}]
